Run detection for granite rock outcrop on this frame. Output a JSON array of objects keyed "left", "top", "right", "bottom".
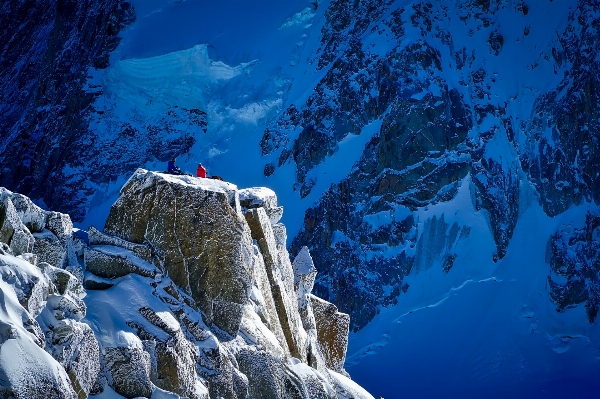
[{"left": 0, "top": 172, "right": 372, "bottom": 399}]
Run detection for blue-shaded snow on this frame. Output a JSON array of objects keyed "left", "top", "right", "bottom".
[{"left": 346, "top": 192, "right": 600, "bottom": 399}]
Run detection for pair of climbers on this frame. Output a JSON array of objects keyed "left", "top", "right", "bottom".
[
  {"left": 167, "top": 158, "right": 222, "bottom": 180},
  {"left": 167, "top": 158, "right": 205, "bottom": 177}
]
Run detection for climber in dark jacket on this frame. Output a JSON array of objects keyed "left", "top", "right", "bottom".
[{"left": 168, "top": 158, "right": 183, "bottom": 175}]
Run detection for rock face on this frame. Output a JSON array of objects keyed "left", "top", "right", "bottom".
[
  {"left": 310, "top": 295, "right": 350, "bottom": 374},
  {"left": 0, "top": 0, "right": 136, "bottom": 221},
  {"left": 253, "top": 0, "right": 600, "bottom": 332},
  {"left": 0, "top": 190, "right": 99, "bottom": 399},
  {"left": 547, "top": 211, "right": 600, "bottom": 323},
  {"left": 104, "top": 169, "right": 250, "bottom": 336},
  {"left": 0, "top": 177, "right": 373, "bottom": 398}
]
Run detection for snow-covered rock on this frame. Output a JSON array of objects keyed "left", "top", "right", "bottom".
[
  {"left": 245, "top": 207, "right": 308, "bottom": 361},
  {"left": 310, "top": 295, "right": 350, "bottom": 374},
  {"left": 0, "top": 170, "right": 371, "bottom": 398},
  {"left": 104, "top": 169, "right": 250, "bottom": 337},
  {"left": 104, "top": 345, "right": 153, "bottom": 398},
  {"left": 239, "top": 187, "right": 284, "bottom": 225},
  {"left": 84, "top": 245, "right": 157, "bottom": 279}
]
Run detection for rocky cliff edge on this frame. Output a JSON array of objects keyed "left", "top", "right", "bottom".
[{"left": 0, "top": 170, "right": 372, "bottom": 399}]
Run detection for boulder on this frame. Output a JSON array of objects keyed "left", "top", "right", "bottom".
[
  {"left": 235, "top": 347, "right": 289, "bottom": 399},
  {"left": 46, "top": 211, "right": 79, "bottom": 268},
  {"left": 239, "top": 187, "right": 283, "bottom": 224},
  {"left": 137, "top": 307, "right": 209, "bottom": 399},
  {"left": 46, "top": 212, "right": 73, "bottom": 246},
  {"left": 84, "top": 245, "right": 157, "bottom": 279},
  {"left": 309, "top": 295, "right": 350, "bottom": 373},
  {"left": 236, "top": 347, "right": 334, "bottom": 399},
  {"left": 0, "top": 197, "right": 23, "bottom": 244},
  {"left": 44, "top": 265, "right": 86, "bottom": 298},
  {"left": 0, "top": 254, "right": 49, "bottom": 317},
  {"left": 33, "top": 229, "right": 67, "bottom": 268},
  {"left": 9, "top": 193, "right": 47, "bottom": 233},
  {"left": 0, "top": 254, "right": 78, "bottom": 399},
  {"left": 10, "top": 228, "right": 35, "bottom": 256},
  {"left": 104, "top": 346, "right": 153, "bottom": 399},
  {"left": 104, "top": 169, "right": 252, "bottom": 336},
  {"left": 0, "top": 197, "right": 35, "bottom": 256},
  {"left": 239, "top": 187, "right": 278, "bottom": 210},
  {"left": 43, "top": 320, "right": 101, "bottom": 399}
]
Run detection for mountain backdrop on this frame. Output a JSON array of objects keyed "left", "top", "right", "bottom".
[{"left": 2, "top": 0, "right": 600, "bottom": 397}]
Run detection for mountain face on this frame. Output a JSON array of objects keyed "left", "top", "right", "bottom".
[
  {"left": 258, "top": 0, "right": 600, "bottom": 331},
  {"left": 0, "top": 172, "right": 372, "bottom": 399},
  {"left": 0, "top": 0, "right": 137, "bottom": 221},
  {"left": 2, "top": 0, "right": 600, "bottom": 396}
]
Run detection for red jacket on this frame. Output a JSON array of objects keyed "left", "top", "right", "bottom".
[{"left": 196, "top": 164, "right": 207, "bottom": 178}]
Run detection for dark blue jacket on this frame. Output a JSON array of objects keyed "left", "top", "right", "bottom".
[{"left": 168, "top": 160, "right": 181, "bottom": 174}]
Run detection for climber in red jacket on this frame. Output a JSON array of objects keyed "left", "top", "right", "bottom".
[{"left": 196, "top": 163, "right": 207, "bottom": 178}]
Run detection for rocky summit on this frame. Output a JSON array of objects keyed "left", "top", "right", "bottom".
[{"left": 0, "top": 171, "right": 372, "bottom": 399}]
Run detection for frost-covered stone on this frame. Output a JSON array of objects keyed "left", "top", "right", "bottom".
[
  {"left": 41, "top": 318, "right": 100, "bottom": 399},
  {"left": 46, "top": 212, "right": 73, "bottom": 245},
  {"left": 310, "top": 295, "right": 350, "bottom": 373},
  {"left": 235, "top": 347, "right": 335, "bottom": 399},
  {"left": 33, "top": 229, "right": 67, "bottom": 268},
  {"left": 0, "top": 254, "right": 49, "bottom": 317},
  {"left": 44, "top": 265, "right": 86, "bottom": 298},
  {"left": 286, "top": 358, "right": 337, "bottom": 399},
  {"left": 88, "top": 225, "right": 152, "bottom": 262},
  {"left": 248, "top": 244, "right": 288, "bottom": 349},
  {"left": 9, "top": 193, "right": 47, "bottom": 233},
  {"left": 10, "top": 227, "right": 35, "bottom": 256},
  {"left": 293, "top": 246, "right": 318, "bottom": 293},
  {"left": 84, "top": 245, "right": 157, "bottom": 279},
  {"left": 0, "top": 197, "right": 36, "bottom": 256},
  {"left": 104, "top": 169, "right": 252, "bottom": 336},
  {"left": 0, "top": 197, "right": 23, "bottom": 244},
  {"left": 239, "top": 187, "right": 279, "bottom": 210},
  {"left": 239, "top": 187, "right": 284, "bottom": 224},
  {"left": 135, "top": 308, "right": 209, "bottom": 399},
  {"left": 0, "top": 180, "right": 369, "bottom": 399},
  {"left": 105, "top": 346, "right": 153, "bottom": 399},
  {"left": 328, "top": 370, "right": 375, "bottom": 399},
  {"left": 239, "top": 304, "right": 286, "bottom": 359},
  {"left": 0, "top": 255, "right": 78, "bottom": 399},
  {"left": 272, "top": 223, "right": 287, "bottom": 247}
]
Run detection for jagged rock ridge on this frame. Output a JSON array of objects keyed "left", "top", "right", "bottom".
[{"left": 0, "top": 171, "right": 372, "bottom": 399}]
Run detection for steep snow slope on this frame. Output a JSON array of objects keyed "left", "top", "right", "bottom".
[{"left": 346, "top": 179, "right": 600, "bottom": 398}]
